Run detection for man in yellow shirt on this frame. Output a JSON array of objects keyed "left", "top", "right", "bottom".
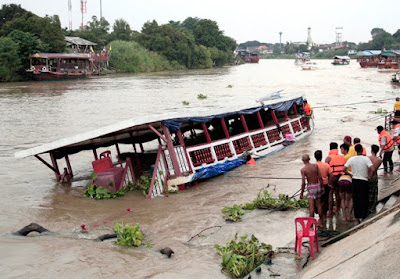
[{"left": 394, "top": 97, "right": 400, "bottom": 117}]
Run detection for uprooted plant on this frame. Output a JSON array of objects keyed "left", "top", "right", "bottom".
[
  {"left": 215, "top": 234, "right": 274, "bottom": 278},
  {"left": 221, "top": 190, "right": 308, "bottom": 222},
  {"left": 113, "top": 221, "right": 144, "bottom": 247},
  {"left": 222, "top": 204, "right": 244, "bottom": 222}
]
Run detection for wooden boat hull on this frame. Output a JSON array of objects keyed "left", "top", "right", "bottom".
[
  {"left": 378, "top": 62, "right": 399, "bottom": 70},
  {"left": 359, "top": 61, "right": 379, "bottom": 68},
  {"left": 31, "top": 71, "right": 89, "bottom": 81}
]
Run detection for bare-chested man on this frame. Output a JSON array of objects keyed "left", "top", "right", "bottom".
[
  {"left": 300, "top": 154, "right": 324, "bottom": 226},
  {"left": 368, "top": 144, "right": 382, "bottom": 213}
]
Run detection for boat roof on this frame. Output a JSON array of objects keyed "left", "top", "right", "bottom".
[
  {"left": 15, "top": 93, "right": 304, "bottom": 159},
  {"left": 29, "top": 53, "right": 92, "bottom": 59},
  {"left": 65, "top": 36, "right": 97, "bottom": 46},
  {"left": 356, "top": 50, "right": 381, "bottom": 56},
  {"left": 381, "top": 51, "right": 400, "bottom": 56},
  {"left": 333, "top": 55, "right": 350, "bottom": 60}
]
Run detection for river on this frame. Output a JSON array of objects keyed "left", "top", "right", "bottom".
[{"left": 0, "top": 59, "right": 398, "bottom": 278}]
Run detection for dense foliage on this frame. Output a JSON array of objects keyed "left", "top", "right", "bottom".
[
  {"left": 215, "top": 234, "right": 273, "bottom": 278},
  {"left": 113, "top": 222, "right": 144, "bottom": 247},
  {"left": 108, "top": 40, "right": 179, "bottom": 72}
]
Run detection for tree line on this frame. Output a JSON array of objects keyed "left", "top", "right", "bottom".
[
  {"left": 0, "top": 4, "right": 236, "bottom": 81},
  {"left": 239, "top": 27, "right": 400, "bottom": 58}
]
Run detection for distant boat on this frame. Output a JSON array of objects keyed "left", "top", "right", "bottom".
[
  {"left": 357, "top": 50, "right": 381, "bottom": 68},
  {"left": 392, "top": 72, "right": 400, "bottom": 85},
  {"left": 377, "top": 51, "right": 399, "bottom": 71},
  {"left": 301, "top": 61, "right": 317, "bottom": 70},
  {"left": 332, "top": 55, "right": 350, "bottom": 65},
  {"left": 295, "top": 52, "right": 310, "bottom": 65},
  {"left": 236, "top": 50, "right": 259, "bottom": 63}
]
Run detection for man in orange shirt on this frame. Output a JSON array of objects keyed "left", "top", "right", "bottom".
[{"left": 314, "top": 150, "right": 330, "bottom": 224}]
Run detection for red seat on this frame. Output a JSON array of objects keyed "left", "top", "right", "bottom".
[
  {"left": 92, "top": 157, "right": 113, "bottom": 173},
  {"left": 294, "top": 217, "right": 319, "bottom": 259}
]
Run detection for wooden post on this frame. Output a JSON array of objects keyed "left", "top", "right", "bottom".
[
  {"left": 270, "top": 110, "right": 278, "bottom": 124},
  {"left": 140, "top": 143, "right": 144, "bottom": 153},
  {"left": 293, "top": 103, "right": 298, "bottom": 115},
  {"left": 162, "top": 124, "right": 182, "bottom": 176},
  {"left": 221, "top": 118, "right": 230, "bottom": 138},
  {"left": 240, "top": 115, "right": 249, "bottom": 132},
  {"left": 115, "top": 143, "right": 121, "bottom": 158},
  {"left": 256, "top": 111, "right": 264, "bottom": 129},
  {"left": 50, "top": 152, "right": 60, "bottom": 180},
  {"left": 93, "top": 149, "right": 98, "bottom": 160},
  {"left": 65, "top": 155, "right": 73, "bottom": 177},
  {"left": 284, "top": 111, "right": 289, "bottom": 120},
  {"left": 201, "top": 123, "right": 211, "bottom": 143}
]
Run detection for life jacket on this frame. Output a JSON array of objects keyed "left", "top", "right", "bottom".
[
  {"left": 246, "top": 157, "right": 256, "bottom": 165},
  {"left": 394, "top": 124, "right": 400, "bottom": 144},
  {"left": 328, "top": 149, "right": 346, "bottom": 176},
  {"left": 354, "top": 143, "right": 367, "bottom": 156},
  {"left": 379, "top": 130, "right": 394, "bottom": 152},
  {"left": 303, "top": 103, "right": 312, "bottom": 115}
]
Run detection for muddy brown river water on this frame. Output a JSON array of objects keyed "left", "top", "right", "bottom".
[{"left": 0, "top": 59, "right": 398, "bottom": 278}]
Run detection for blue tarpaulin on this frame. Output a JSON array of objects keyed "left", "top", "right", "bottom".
[
  {"left": 190, "top": 158, "right": 246, "bottom": 181},
  {"left": 163, "top": 97, "right": 303, "bottom": 132}
]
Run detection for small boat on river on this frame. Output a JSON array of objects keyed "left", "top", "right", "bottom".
[
  {"left": 15, "top": 93, "right": 312, "bottom": 198},
  {"left": 357, "top": 50, "right": 381, "bottom": 68},
  {"left": 332, "top": 55, "right": 350, "bottom": 65},
  {"left": 295, "top": 52, "right": 310, "bottom": 65},
  {"left": 392, "top": 72, "right": 400, "bottom": 85},
  {"left": 236, "top": 50, "right": 259, "bottom": 63},
  {"left": 27, "top": 53, "right": 93, "bottom": 80},
  {"left": 377, "top": 51, "right": 400, "bottom": 71},
  {"left": 301, "top": 61, "right": 317, "bottom": 70}
]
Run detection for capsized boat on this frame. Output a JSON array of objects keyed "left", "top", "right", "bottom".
[
  {"left": 15, "top": 92, "right": 313, "bottom": 198},
  {"left": 301, "top": 61, "right": 317, "bottom": 70},
  {"left": 332, "top": 55, "right": 350, "bottom": 65}
]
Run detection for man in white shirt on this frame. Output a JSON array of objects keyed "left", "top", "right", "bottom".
[{"left": 343, "top": 144, "right": 374, "bottom": 224}]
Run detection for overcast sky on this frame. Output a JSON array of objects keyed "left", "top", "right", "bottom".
[{"left": 3, "top": 0, "right": 399, "bottom": 44}]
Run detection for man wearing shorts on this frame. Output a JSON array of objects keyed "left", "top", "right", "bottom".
[
  {"left": 343, "top": 144, "right": 374, "bottom": 224},
  {"left": 314, "top": 150, "right": 330, "bottom": 224},
  {"left": 300, "top": 154, "right": 324, "bottom": 226},
  {"left": 339, "top": 143, "right": 353, "bottom": 221}
]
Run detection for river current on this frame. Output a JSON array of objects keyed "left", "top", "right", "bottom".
[{"left": 0, "top": 59, "right": 398, "bottom": 278}]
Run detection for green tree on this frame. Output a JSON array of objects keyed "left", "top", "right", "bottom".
[
  {"left": 393, "top": 29, "right": 400, "bottom": 43},
  {"left": 1, "top": 13, "right": 64, "bottom": 52},
  {"left": 0, "top": 4, "right": 27, "bottom": 29},
  {"left": 136, "top": 21, "right": 198, "bottom": 68},
  {"left": 110, "top": 19, "right": 132, "bottom": 41},
  {"left": 7, "top": 30, "right": 41, "bottom": 72},
  {"left": 0, "top": 37, "right": 21, "bottom": 81},
  {"left": 85, "top": 16, "right": 111, "bottom": 45}
]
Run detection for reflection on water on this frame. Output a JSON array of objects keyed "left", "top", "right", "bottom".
[{"left": 0, "top": 60, "right": 398, "bottom": 278}]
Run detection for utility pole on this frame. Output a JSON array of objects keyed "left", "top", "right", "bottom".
[
  {"left": 80, "top": 0, "right": 87, "bottom": 31},
  {"left": 100, "top": 0, "right": 103, "bottom": 19},
  {"left": 279, "top": 32, "right": 282, "bottom": 51},
  {"left": 68, "top": 0, "right": 72, "bottom": 30}
]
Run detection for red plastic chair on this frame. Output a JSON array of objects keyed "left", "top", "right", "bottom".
[
  {"left": 100, "top": 150, "right": 111, "bottom": 159},
  {"left": 294, "top": 217, "right": 319, "bottom": 259}
]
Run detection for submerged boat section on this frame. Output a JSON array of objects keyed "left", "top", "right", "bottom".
[{"left": 15, "top": 93, "right": 312, "bottom": 198}]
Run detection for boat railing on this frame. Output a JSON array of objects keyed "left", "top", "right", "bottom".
[
  {"left": 163, "top": 145, "right": 191, "bottom": 176},
  {"left": 147, "top": 145, "right": 169, "bottom": 199},
  {"left": 185, "top": 116, "right": 307, "bottom": 170},
  {"left": 385, "top": 112, "right": 395, "bottom": 131}
]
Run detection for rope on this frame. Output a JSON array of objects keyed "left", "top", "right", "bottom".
[{"left": 313, "top": 98, "right": 394, "bottom": 109}]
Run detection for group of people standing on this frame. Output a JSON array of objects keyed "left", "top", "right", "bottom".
[{"left": 300, "top": 134, "right": 390, "bottom": 226}]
